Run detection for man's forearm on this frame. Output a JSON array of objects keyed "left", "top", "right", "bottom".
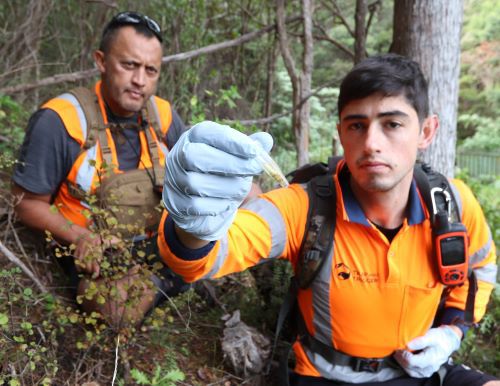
[{"left": 13, "top": 193, "right": 90, "bottom": 245}]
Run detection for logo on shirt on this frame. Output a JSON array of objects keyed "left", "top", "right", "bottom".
[
  {"left": 335, "top": 263, "right": 351, "bottom": 280},
  {"left": 352, "top": 270, "right": 379, "bottom": 283},
  {"left": 334, "top": 263, "right": 379, "bottom": 283}
]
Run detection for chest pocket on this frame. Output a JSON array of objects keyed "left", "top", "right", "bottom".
[{"left": 96, "top": 167, "right": 165, "bottom": 238}]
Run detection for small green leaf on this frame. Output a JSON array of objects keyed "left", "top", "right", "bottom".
[
  {"left": 130, "top": 368, "right": 150, "bottom": 384},
  {"left": 164, "top": 369, "right": 185, "bottom": 382},
  {"left": 0, "top": 313, "right": 8, "bottom": 326}
]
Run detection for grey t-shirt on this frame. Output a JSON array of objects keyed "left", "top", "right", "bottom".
[{"left": 13, "top": 104, "right": 186, "bottom": 196}]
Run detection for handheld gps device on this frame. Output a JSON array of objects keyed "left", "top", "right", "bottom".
[{"left": 431, "top": 188, "right": 469, "bottom": 286}]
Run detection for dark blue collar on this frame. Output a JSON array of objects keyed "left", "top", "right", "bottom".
[{"left": 338, "top": 166, "right": 426, "bottom": 227}]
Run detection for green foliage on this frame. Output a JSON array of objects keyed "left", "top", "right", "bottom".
[
  {"left": 461, "top": 0, "right": 500, "bottom": 49},
  {"left": 0, "top": 267, "right": 61, "bottom": 384},
  {"left": 0, "top": 95, "right": 28, "bottom": 174},
  {"left": 271, "top": 69, "right": 340, "bottom": 172},
  {"left": 452, "top": 173, "right": 499, "bottom": 377},
  {"left": 456, "top": 173, "right": 500, "bottom": 248},
  {"left": 130, "top": 365, "right": 185, "bottom": 385},
  {"left": 458, "top": 114, "right": 500, "bottom": 150},
  {"left": 458, "top": 0, "right": 499, "bottom": 142},
  {"left": 455, "top": 288, "right": 500, "bottom": 377}
]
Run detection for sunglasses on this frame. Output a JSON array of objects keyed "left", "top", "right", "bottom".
[{"left": 107, "top": 11, "right": 163, "bottom": 43}]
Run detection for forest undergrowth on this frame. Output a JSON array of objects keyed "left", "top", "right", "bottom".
[{"left": 1, "top": 173, "right": 499, "bottom": 385}]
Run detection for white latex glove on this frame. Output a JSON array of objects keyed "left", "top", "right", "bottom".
[
  {"left": 163, "top": 121, "right": 273, "bottom": 241},
  {"left": 394, "top": 326, "right": 461, "bottom": 378}
]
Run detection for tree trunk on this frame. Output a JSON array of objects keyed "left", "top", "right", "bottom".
[
  {"left": 276, "top": 0, "right": 314, "bottom": 167},
  {"left": 391, "top": 0, "right": 463, "bottom": 177},
  {"left": 299, "top": 0, "right": 314, "bottom": 166},
  {"left": 354, "top": 0, "right": 367, "bottom": 63}
]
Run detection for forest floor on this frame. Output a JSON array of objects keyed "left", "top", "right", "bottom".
[
  {"left": 0, "top": 179, "right": 498, "bottom": 385},
  {"left": 0, "top": 191, "right": 283, "bottom": 385}
]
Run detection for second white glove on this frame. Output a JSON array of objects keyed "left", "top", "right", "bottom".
[{"left": 394, "top": 326, "right": 461, "bottom": 378}]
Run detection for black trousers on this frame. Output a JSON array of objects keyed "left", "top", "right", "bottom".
[{"left": 289, "top": 364, "right": 498, "bottom": 386}]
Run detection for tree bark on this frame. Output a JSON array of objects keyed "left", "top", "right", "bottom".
[
  {"left": 354, "top": 0, "right": 367, "bottom": 63},
  {"left": 391, "top": 0, "right": 463, "bottom": 177},
  {"left": 276, "top": 0, "right": 314, "bottom": 167}
]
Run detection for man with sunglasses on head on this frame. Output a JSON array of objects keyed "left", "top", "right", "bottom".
[{"left": 11, "top": 12, "right": 189, "bottom": 326}]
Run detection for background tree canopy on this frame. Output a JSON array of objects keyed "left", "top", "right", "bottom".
[{"left": 0, "top": 0, "right": 498, "bottom": 384}]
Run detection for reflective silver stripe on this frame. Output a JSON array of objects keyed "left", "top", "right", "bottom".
[
  {"left": 474, "top": 262, "right": 498, "bottom": 284},
  {"left": 202, "top": 198, "right": 287, "bottom": 279},
  {"left": 311, "top": 250, "right": 334, "bottom": 345},
  {"left": 449, "top": 182, "right": 463, "bottom": 219},
  {"left": 242, "top": 197, "right": 287, "bottom": 259},
  {"left": 304, "top": 347, "right": 404, "bottom": 382},
  {"left": 310, "top": 280, "right": 333, "bottom": 346},
  {"left": 58, "top": 93, "right": 88, "bottom": 139},
  {"left": 159, "top": 142, "right": 169, "bottom": 156},
  {"left": 470, "top": 234, "right": 493, "bottom": 265},
  {"left": 75, "top": 144, "right": 98, "bottom": 193},
  {"left": 202, "top": 234, "right": 229, "bottom": 279}
]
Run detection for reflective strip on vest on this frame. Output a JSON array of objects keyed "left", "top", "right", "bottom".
[
  {"left": 202, "top": 236, "right": 230, "bottom": 280},
  {"left": 470, "top": 235, "right": 493, "bottom": 266},
  {"left": 474, "top": 262, "right": 498, "bottom": 284},
  {"left": 76, "top": 144, "right": 98, "bottom": 194},
  {"left": 57, "top": 93, "right": 89, "bottom": 140}
]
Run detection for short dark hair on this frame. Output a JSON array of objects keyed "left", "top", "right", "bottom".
[
  {"left": 99, "top": 11, "right": 163, "bottom": 53},
  {"left": 337, "top": 54, "right": 429, "bottom": 122}
]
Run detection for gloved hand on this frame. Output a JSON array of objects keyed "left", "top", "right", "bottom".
[
  {"left": 394, "top": 326, "right": 461, "bottom": 378},
  {"left": 163, "top": 121, "right": 273, "bottom": 241}
]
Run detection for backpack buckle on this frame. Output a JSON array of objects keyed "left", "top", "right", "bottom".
[{"left": 351, "top": 357, "right": 384, "bottom": 373}]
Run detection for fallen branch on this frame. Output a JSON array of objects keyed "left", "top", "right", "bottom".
[
  {"left": 0, "top": 16, "right": 301, "bottom": 95},
  {"left": 0, "top": 240, "right": 48, "bottom": 293}
]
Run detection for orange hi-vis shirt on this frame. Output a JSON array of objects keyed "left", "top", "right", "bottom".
[
  {"left": 42, "top": 81, "right": 172, "bottom": 227},
  {"left": 158, "top": 162, "right": 497, "bottom": 382}
]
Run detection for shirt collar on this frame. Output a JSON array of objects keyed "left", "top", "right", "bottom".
[{"left": 337, "top": 165, "right": 426, "bottom": 226}]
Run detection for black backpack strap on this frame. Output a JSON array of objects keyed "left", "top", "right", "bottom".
[
  {"left": 270, "top": 159, "right": 341, "bottom": 384},
  {"left": 464, "top": 271, "right": 478, "bottom": 324},
  {"left": 287, "top": 162, "right": 329, "bottom": 184},
  {"left": 413, "top": 162, "right": 461, "bottom": 223},
  {"left": 295, "top": 173, "right": 337, "bottom": 288},
  {"left": 414, "top": 162, "right": 476, "bottom": 325}
]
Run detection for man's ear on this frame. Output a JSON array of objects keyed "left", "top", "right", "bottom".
[
  {"left": 93, "top": 50, "right": 106, "bottom": 73},
  {"left": 418, "top": 114, "right": 438, "bottom": 150}
]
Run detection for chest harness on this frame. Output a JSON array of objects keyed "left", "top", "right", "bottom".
[{"left": 63, "top": 87, "right": 167, "bottom": 238}]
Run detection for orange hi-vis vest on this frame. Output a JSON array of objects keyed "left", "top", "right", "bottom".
[
  {"left": 42, "top": 81, "right": 172, "bottom": 228},
  {"left": 158, "top": 161, "right": 497, "bottom": 382}
]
